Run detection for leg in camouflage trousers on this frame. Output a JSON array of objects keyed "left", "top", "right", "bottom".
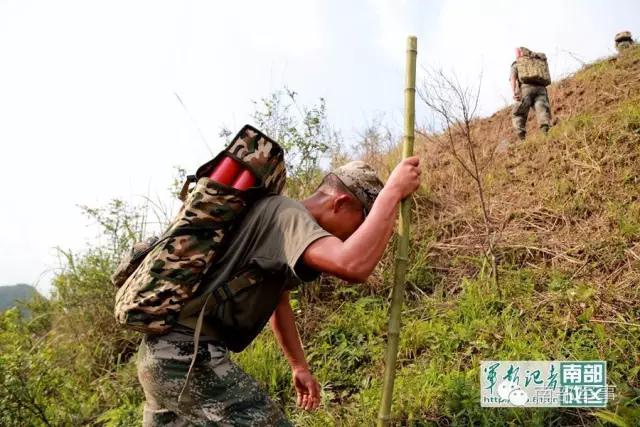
[
  {"left": 512, "top": 84, "right": 552, "bottom": 139},
  {"left": 137, "top": 336, "right": 292, "bottom": 427}
]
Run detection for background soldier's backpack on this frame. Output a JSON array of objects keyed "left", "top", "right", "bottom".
[
  {"left": 112, "top": 125, "right": 286, "bottom": 334},
  {"left": 516, "top": 47, "right": 551, "bottom": 86}
]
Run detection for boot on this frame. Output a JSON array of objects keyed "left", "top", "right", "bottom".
[{"left": 517, "top": 131, "right": 526, "bottom": 141}]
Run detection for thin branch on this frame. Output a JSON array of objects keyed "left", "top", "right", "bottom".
[{"left": 419, "top": 67, "right": 499, "bottom": 285}]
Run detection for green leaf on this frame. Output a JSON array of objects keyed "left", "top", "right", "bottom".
[
  {"left": 594, "top": 410, "right": 630, "bottom": 427},
  {"left": 577, "top": 306, "right": 594, "bottom": 323}
]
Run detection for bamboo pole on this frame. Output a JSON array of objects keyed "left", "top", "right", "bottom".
[{"left": 377, "top": 35, "right": 417, "bottom": 427}]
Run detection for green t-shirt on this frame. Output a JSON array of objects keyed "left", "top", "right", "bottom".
[{"left": 169, "top": 195, "right": 331, "bottom": 351}]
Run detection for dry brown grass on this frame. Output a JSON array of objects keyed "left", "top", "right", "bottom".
[
  {"left": 392, "top": 47, "right": 640, "bottom": 327},
  {"left": 298, "top": 46, "right": 640, "bottom": 343}
]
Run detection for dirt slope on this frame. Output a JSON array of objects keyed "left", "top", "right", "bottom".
[
  {"left": 473, "top": 48, "right": 640, "bottom": 148},
  {"left": 411, "top": 47, "right": 640, "bottom": 295}
]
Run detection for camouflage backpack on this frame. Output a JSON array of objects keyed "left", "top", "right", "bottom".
[
  {"left": 112, "top": 125, "right": 286, "bottom": 335},
  {"left": 516, "top": 47, "right": 551, "bottom": 86}
]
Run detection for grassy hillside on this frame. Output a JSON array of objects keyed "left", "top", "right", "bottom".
[
  {"left": 237, "top": 46, "right": 640, "bottom": 426},
  {"left": 1, "top": 48, "right": 638, "bottom": 426}
]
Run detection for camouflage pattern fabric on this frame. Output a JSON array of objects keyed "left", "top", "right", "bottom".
[
  {"left": 615, "top": 31, "right": 632, "bottom": 43},
  {"left": 330, "top": 161, "right": 384, "bottom": 215},
  {"left": 512, "top": 84, "right": 552, "bottom": 135},
  {"left": 111, "top": 236, "right": 159, "bottom": 288},
  {"left": 114, "top": 125, "right": 286, "bottom": 334},
  {"left": 616, "top": 40, "right": 633, "bottom": 52},
  {"left": 138, "top": 335, "right": 292, "bottom": 426},
  {"left": 515, "top": 48, "right": 551, "bottom": 86}
]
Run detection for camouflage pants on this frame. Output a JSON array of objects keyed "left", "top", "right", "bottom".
[
  {"left": 137, "top": 335, "right": 292, "bottom": 427},
  {"left": 511, "top": 84, "right": 552, "bottom": 134}
]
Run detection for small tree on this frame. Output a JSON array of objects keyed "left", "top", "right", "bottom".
[
  {"left": 248, "top": 88, "right": 342, "bottom": 197},
  {"left": 418, "top": 69, "right": 499, "bottom": 284},
  {"left": 78, "top": 199, "right": 147, "bottom": 263},
  {"left": 354, "top": 116, "right": 396, "bottom": 177}
]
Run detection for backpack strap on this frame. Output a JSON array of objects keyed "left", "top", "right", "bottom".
[
  {"left": 179, "top": 265, "right": 265, "bottom": 321},
  {"left": 175, "top": 267, "right": 265, "bottom": 406},
  {"left": 177, "top": 293, "right": 212, "bottom": 406}
]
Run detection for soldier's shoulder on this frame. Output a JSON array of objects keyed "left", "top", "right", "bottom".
[
  {"left": 255, "top": 195, "right": 304, "bottom": 214},
  {"left": 252, "top": 195, "right": 313, "bottom": 231}
]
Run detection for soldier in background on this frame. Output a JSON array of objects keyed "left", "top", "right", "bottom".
[
  {"left": 510, "top": 47, "right": 552, "bottom": 141},
  {"left": 615, "top": 31, "right": 634, "bottom": 53}
]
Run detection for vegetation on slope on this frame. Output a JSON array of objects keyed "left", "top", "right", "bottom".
[
  {"left": 0, "top": 47, "right": 638, "bottom": 426},
  {"left": 270, "top": 45, "right": 640, "bottom": 426}
]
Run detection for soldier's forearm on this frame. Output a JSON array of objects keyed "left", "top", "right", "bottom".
[
  {"left": 337, "top": 187, "right": 401, "bottom": 277},
  {"left": 269, "top": 292, "right": 310, "bottom": 371}
]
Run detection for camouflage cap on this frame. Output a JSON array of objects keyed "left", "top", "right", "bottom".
[
  {"left": 615, "top": 31, "right": 632, "bottom": 42},
  {"left": 330, "top": 161, "right": 384, "bottom": 216}
]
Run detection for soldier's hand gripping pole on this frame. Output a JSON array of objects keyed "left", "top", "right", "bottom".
[{"left": 377, "top": 35, "right": 417, "bottom": 427}]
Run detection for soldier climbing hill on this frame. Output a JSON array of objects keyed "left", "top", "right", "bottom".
[
  {"left": 135, "top": 157, "right": 421, "bottom": 426},
  {"left": 510, "top": 47, "right": 553, "bottom": 141}
]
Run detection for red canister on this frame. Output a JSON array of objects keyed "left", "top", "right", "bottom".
[
  {"left": 209, "top": 156, "right": 242, "bottom": 185},
  {"left": 232, "top": 169, "right": 256, "bottom": 190}
]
